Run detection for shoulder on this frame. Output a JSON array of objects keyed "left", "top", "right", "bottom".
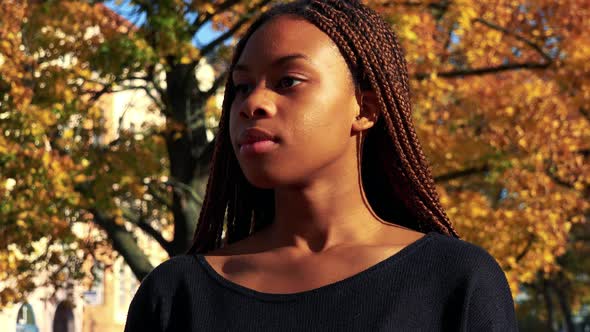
[
  {"left": 428, "top": 231, "right": 494, "bottom": 258},
  {"left": 125, "top": 255, "right": 204, "bottom": 331},
  {"left": 128, "top": 255, "right": 205, "bottom": 314},
  {"left": 138, "top": 255, "right": 203, "bottom": 293},
  {"left": 425, "top": 232, "right": 506, "bottom": 278},
  {"left": 150, "top": 254, "right": 199, "bottom": 275},
  {"left": 146, "top": 254, "right": 201, "bottom": 278},
  {"left": 425, "top": 233, "right": 518, "bottom": 330}
]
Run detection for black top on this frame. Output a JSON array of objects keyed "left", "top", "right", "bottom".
[{"left": 124, "top": 231, "right": 518, "bottom": 331}]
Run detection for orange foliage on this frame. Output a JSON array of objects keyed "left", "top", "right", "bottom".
[{"left": 368, "top": 0, "right": 590, "bottom": 302}]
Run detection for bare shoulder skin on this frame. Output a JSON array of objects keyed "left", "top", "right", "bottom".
[{"left": 203, "top": 226, "right": 425, "bottom": 294}]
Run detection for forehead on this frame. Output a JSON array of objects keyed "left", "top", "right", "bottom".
[{"left": 236, "top": 15, "right": 344, "bottom": 70}]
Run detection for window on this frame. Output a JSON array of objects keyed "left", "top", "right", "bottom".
[
  {"left": 16, "top": 302, "right": 39, "bottom": 332},
  {"left": 52, "top": 301, "right": 75, "bottom": 332}
]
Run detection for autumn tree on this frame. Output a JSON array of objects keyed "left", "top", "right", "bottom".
[
  {"left": 516, "top": 221, "right": 590, "bottom": 331},
  {"left": 0, "top": 0, "right": 273, "bottom": 306},
  {"left": 0, "top": 0, "right": 92, "bottom": 305},
  {"left": 1, "top": 1, "right": 588, "bottom": 327},
  {"left": 367, "top": 0, "right": 590, "bottom": 329}
]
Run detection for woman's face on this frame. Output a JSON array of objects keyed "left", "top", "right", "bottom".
[{"left": 229, "top": 15, "right": 361, "bottom": 189}]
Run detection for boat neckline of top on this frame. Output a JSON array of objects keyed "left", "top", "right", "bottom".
[{"left": 193, "top": 230, "right": 439, "bottom": 301}]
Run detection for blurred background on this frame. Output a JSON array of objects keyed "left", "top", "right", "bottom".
[{"left": 0, "top": 0, "right": 588, "bottom": 331}]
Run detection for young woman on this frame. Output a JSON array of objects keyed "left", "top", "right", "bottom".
[{"left": 125, "top": 1, "right": 518, "bottom": 331}]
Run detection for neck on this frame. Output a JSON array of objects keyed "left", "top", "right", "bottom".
[{"left": 265, "top": 147, "right": 383, "bottom": 255}]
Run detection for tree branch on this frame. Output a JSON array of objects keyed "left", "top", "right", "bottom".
[
  {"left": 199, "top": 68, "right": 229, "bottom": 101},
  {"left": 199, "top": 16, "right": 250, "bottom": 56},
  {"left": 85, "top": 75, "right": 150, "bottom": 103},
  {"left": 142, "top": 85, "right": 165, "bottom": 111},
  {"left": 189, "top": 0, "right": 243, "bottom": 37},
  {"left": 545, "top": 162, "right": 574, "bottom": 189},
  {"left": 379, "top": 1, "right": 448, "bottom": 10},
  {"left": 147, "top": 182, "right": 173, "bottom": 209},
  {"left": 434, "top": 164, "right": 490, "bottom": 182},
  {"left": 199, "top": 0, "right": 273, "bottom": 56},
  {"left": 516, "top": 233, "right": 536, "bottom": 262},
  {"left": 88, "top": 208, "right": 154, "bottom": 280},
  {"left": 120, "top": 204, "right": 176, "bottom": 257},
  {"left": 88, "top": 84, "right": 113, "bottom": 102},
  {"left": 473, "top": 18, "right": 553, "bottom": 63},
  {"left": 377, "top": 5, "right": 556, "bottom": 80},
  {"left": 166, "top": 178, "right": 203, "bottom": 205},
  {"left": 415, "top": 61, "right": 551, "bottom": 80},
  {"left": 146, "top": 63, "right": 169, "bottom": 108},
  {"left": 135, "top": 221, "right": 174, "bottom": 256}
]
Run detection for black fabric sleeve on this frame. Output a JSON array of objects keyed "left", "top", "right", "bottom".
[
  {"left": 462, "top": 251, "right": 519, "bottom": 332},
  {"left": 124, "top": 273, "right": 161, "bottom": 332}
]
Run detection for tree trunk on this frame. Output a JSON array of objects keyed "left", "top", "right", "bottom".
[
  {"left": 91, "top": 209, "right": 154, "bottom": 280},
  {"left": 165, "top": 63, "right": 210, "bottom": 255},
  {"left": 542, "top": 279, "right": 556, "bottom": 332},
  {"left": 552, "top": 279, "right": 576, "bottom": 332},
  {"left": 92, "top": 62, "right": 214, "bottom": 281}
]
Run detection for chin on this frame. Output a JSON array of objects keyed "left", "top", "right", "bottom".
[
  {"left": 241, "top": 169, "right": 285, "bottom": 189},
  {"left": 241, "top": 161, "right": 310, "bottom": 189}
]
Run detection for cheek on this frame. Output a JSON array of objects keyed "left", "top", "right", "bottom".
[
  {"left": 287, "top": 91, "right": 354, "bottom": 148},
  {"left": 232, "top": 85, "right": 357, "bottom": 187},
  {"left": 279, "top": 102, "right": 353, "bottom": 177}
]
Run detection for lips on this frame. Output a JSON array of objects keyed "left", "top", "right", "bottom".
[{"left": 237, "top": 127, "right": 279, "bottom": 146}]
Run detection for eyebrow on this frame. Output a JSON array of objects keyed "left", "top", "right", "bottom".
[{"left": 233, "top": 53, "right": 314, "bottom": 72}]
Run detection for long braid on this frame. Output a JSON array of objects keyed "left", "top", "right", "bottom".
[
  {"left": 188, "top": 93, "right": 230, "bottom": 252},
  {"left": 366, "top": 9, "right": 453, "bottom": 227},
  {"left": 323, "top": 0, "right": 458, "bottom": 236},
  {"left": 306, "top": 4, "right": 416, "bottom": 227},
  {"left": 306, "top": 4, "right": 420, "bottom": 211},
  {"left": 188, "top": 0, "right": 459, "bottom": 255},
  {"left": 311, "top": 0, "right": 456, "bottom": 235},
  {"left": 347, "top": 6, "right": 433, "bottom": 195}
]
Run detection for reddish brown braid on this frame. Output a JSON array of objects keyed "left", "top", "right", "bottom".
[
  {"left": 320, "top": 1, "right": 452, "bottom": 229},
  {"left": 188, "top": 0, "right": 459, "bottom": 255},
  {"left": 308, "top": 1, "right": 455, "bottom": 235}
]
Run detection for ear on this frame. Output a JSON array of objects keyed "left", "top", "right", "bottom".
[{"left": 352, "top": 90, "right": 379, "bottom": 133}]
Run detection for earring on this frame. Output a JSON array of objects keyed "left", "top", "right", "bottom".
[{"left": 357, "top": 129, "right": 364, "bottom": 173}]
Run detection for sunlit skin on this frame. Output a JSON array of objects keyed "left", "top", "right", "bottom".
[{"left": 205, "top": 16, "right": 424, "bottom": 293}]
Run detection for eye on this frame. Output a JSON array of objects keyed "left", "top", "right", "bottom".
[
  {"left": 234, "top": 83, "right": 254, "bottom": 95},
  {"left": 277, "top": 76, "right": 303, "bottom": 89}
]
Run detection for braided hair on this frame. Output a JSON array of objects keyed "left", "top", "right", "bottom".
[{"left": 188, "top": 0, "right": 460, "bottom": 254}]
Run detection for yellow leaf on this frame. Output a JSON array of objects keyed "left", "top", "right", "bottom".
[
  {"left": 63, "top": 129, "right": 74, "bottom": 139},
  {"left": 42, "top": 153, "right": 51, "bottom": 167},
  {"left": 114, "top": 216, "right": 125, "bottom": 225},
  {"left": 543, "top": 252, "right": 553, "bottom": 263},
  {"left": 204, "top": 3, "right": 215, "bottom": 14},
  {"left": 74, "top": 174, "right": 87, "bottom": 183},
  {"left": 120, "top": 175, "right": 133, "bottom": 186}
]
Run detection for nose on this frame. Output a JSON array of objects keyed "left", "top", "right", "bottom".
[{"left": 238, "top": 86, "right": 277, "bottom": 120}]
